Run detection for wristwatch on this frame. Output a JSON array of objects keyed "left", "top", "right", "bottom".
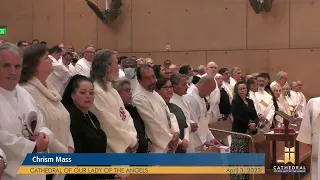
[{"left": 0, "top": 155, "right": 7, "bottom": 169}]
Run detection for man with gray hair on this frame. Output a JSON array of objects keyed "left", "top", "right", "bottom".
[
  {"left": 270, "top": 71, "right": 288, "bottom": 88},
  {"left": 230, "top": 67, "right": 242, "bottom": 87},
  {"left": 0, "top": 43, "right": 54, "bottom": 180},
  {"left": 197, "top": 65, "right": 206, "bottom": 77}
]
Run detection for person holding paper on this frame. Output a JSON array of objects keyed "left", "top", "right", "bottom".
[
  {"left": 230, "top": 81, "right": 259, "bottom": 180},
  {"left": 255, "top": 74, "right": 275, "bottom": 133},
  {"left": 183, "top": 75, "right": 221, "bottom": 152},
  {"left": 296, "top": 97, "right": 320, "bottom": 180},
  {"left": 156, "top": 77, "right": 189, "bottom": 153},
  {"left": 90, "top": 49, "right": 138, "bottom": 153},
  {"left": 0, "top": 43, "right": 54, "bottom": 180},
  {"left": 132, "top": 64, "right": 180, "bottom": 153}
]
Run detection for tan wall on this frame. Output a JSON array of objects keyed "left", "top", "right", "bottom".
[{"left": 0, "top": 0, "right": 318, "bottom": 98}]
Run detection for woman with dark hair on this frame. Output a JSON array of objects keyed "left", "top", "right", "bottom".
[
  {"left": 19, "top": 44, "right": 74, "bottom": 180},
  {"left": 155, "top": 77, "right": 189, "bottom": 153},
  {"left": 89, "top": 49, "right": 138, "bottom": 154},
  {"left": 62, "top": 75, "right": 116, "bottom": 180},
  {"left": 230, "top": 81, "right": 259, "bottom": 180}
]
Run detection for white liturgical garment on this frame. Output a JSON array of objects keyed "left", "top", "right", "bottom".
[
  {"left": 296, "top": 97, "right": 320, "bottom": 180},
  {"left": 132, "top": 85, "right": 180, "bottom": 153},
  {"left": 170, "top": 93, "right": 195, "bottom": 152},
  {"left": 255, "top": 88, "right": 275, "bottom": 133},
  {"left": 90, "top": 82, "right": 138, "bottom": 153},
  {"left": 74, "top": 58, "right": 92, "bottom": 77},
  {"left": 0, "top": 85, "right": 54, "bottom": 180},
  {"left": 183, "top": 86, "right": 215, "bottom": 151}
]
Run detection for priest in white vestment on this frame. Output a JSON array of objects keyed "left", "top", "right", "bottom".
[
  {"left": 170, "top": 73, "right": 198, "bottom": 152},
  {"left": 47, "top": 50, "right": 73, "bottom": 95},
  {"left": 270, "top": 71, "right": 288, "bottom": 88},
  {"left": 287, "top": 81, "right": 305, "bottom": 119},
  {"left": 218, "top": 68, "right": 233, "bottom": 102},
  {"left": 230, "top": 67, "right": 242, "bottom": 87},
  {"left": 0, "top": 43, "right": 54, "bottom": 180},
  {"left": 132, "top": 65, "right": 180, "bottom": 153},
  {"left": 74, "top": 45, "right": 95, "bottom": 77},
  {"left": 296, "top": 97, "right": 320, "bottom": 180},
  {"left": 90, "top": 50, "right": 138, "bottom": 153},
  {"left": 255, "top": 75, "right": 275, "bottom": 133},
  {"left": 183, "top": 75, "right": 220, "bottom": 152}
]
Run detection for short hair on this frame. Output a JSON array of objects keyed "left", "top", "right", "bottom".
[
  {"left": 19, "top": 44, "right": 48, "bottom": 84},
  {"left": 136, "top": 64, "right": 153, "bottom": 80},
  {"left": 179, "top": 65, "right": 191, "bottom": 75},
  {"left": 84, "top": 44, "right": 95, "bottom": 51},
  {"left": 197, "top": 65, "right": 206, "bottom": 73},
  {"left": 49, "top": 46, "right": 62, "bottom": 55},
  {"left": 32, "top": 39, "right": 39, "bottom": 43},
  {"left": 0, "top": 43, "right": 23, "bottom": 61},
  {"left": 90, "top": 49, "right": 117, "bottom": 90},
  {"left": 40, "top": 41, "right": 47, "bottom": 45},
  {"left": 121, "top": 58, "right": 137, "bottom": 68},
  {"left": 112, "top": 78, "right": 131, "bottom": 92},
  {"left": 218, "top": 68, "right": 228, "bottom": 75},
  {"left": 231, "top": 67, "right": 240, "bottom": 76},
  {"left": 144, "top": 57, "right": 153, "bottom": 63},
  {"left": 17, "top": 40, "right": 27, "bottom": 47},
  {"left": 118, "top": 56, "right": 127, "bottom": 65},
  {"left": 170, "top": 73, "right": 188, "bottom": 86},
  {"left": 259, "top": 72, "right": 271, "bottom": 80},
  {"left": 63, "top": 51, "right": 74, "bottom": 57},
  {"left": 275, "top": 71, "right": 287, "bottom": 79},
  {"left": 271, "top": 84, "right": 281, "bottom": 91},
  {"left": 155, "top": 77, "right": 170, "bottom": 91},
  {"left": 246, "top": 77, "right": 257, "bottom": 90},
  {"left": 61, "top": 75, "right": 93, "bottom": 108}
]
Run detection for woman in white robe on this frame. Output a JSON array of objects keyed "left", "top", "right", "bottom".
[
  {"left": 19, "top": 44, "right": 74, "bottom": 180},
  {"left": 89, "top": 49, "right": 138, "bottom": 153}
]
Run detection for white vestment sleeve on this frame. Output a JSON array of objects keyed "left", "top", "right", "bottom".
[
  {"left": 0, "top": 131, "right": 36, "bottom": 177},
  {"left": 52, "top": 60, "right": 71, "bottom": 83},
  {"left": 265, "top": 101, "right": 275, "bottom": 129},
  {"left": 296, "top": 100, "right": 312, "bottom": 145},
  {"left": 133, "top": 95, "right": 173, "bottom": 151},
  {"left": 91, "top": 90, "right": 137, "bottom": 153},
  {"left": 184, "top": 127, "right": 189, "bottom": 142},
  {"left": 169, "top": 112, "right": 180, "bottom": 134},
  {"left": 206, "top": 129, "right": 215, "bottom": 141}
]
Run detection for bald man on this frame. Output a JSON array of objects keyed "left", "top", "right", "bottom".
[
  {"left": 270, "top": 71, "right": 288, "bottom": 88},
  {"left": 183, "top": 76, "right": 221, "bottom": 152}
]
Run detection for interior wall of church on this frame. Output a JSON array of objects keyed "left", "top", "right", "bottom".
[{"left": 0, "top": 0, "right": 318, "bottom": 99}]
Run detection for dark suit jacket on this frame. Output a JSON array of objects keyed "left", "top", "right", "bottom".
[
  {"left": 231, "top": 98, "right": 259, "bottom": 134},
  {"left": 219, "top": 88, "right": 231, "bottom": 116},
  {"left": 125, "top": 104, "right": 149, "bottom": 153},
  {"left": 64, "top": 104, "right": 114, "bottom": 180}
]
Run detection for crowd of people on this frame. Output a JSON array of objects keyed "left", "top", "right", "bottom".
[{"left": 0, "top": 39, "right": 313, "bottom": 180}]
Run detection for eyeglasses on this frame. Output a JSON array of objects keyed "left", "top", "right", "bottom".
[
  {"left": 161, "top": 86, "right": 173, "bottom": 90},
  {"left": 121, "top": 88, "right": 133, "bottom": 93}
]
